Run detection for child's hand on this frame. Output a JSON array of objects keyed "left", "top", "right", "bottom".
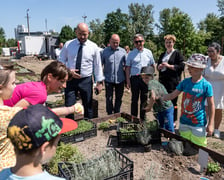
[
  {"left": 206, "top": 124, "right": 214, "bottom": 136},
  {"left": 151, "top": 90, "right": 156, "bottom": 100},
  {"left": 73, "top": 103, "right": 84, "bottom": 115}
]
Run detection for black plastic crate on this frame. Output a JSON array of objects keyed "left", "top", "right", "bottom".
[
  {"left": 60, "top": 120, "right": 97, "bottom": 143},
  {"left": 58, "top": 148, "right": 133, "bottom": 180},
  {"left": 117, "top": 122, "right": 161, "bottom": 147}
]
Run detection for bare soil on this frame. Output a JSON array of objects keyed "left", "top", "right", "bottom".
[{"left": 7, "top": 56, "right": 224, "bottom": 180}]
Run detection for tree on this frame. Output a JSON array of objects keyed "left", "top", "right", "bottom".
[
  {"left": 59, "top": 25, "right": 75, "bottom": 44},
  {"left": 0, "top": 27, "right": 6, "bottom": 47},
  {"left": 6, "top": 38, "right": 17, "bottom": 47},
  {"left": 156, "top": 7, "right": 209, "bottom": 58},
  {"left": 103, "top": 8, "right": 130, "bottom": 47},
  {"left": 128, "top": 3, "right": 154, "bottom": 38},
  {"left": 198, "top": 13, "right": 222, "bottom": 44},
  {"left": 218, "top": 0, "right": 224, "bottom": 16},
  {"left": 89, "top": 19, "right": 105, "bottom": 47}
]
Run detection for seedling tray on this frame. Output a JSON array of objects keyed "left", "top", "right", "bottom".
[
  {"left": 91, "top": 112, "right": 140, "bottom": 124},
  {"left": 117, "top": 122, "right": 161, "bottom": 147},
  {"left": 58, "top": 148, "right": 133, "bottom": 180},
  {"left": 60, "top": 120, "right": 97, "bottom": 143}
]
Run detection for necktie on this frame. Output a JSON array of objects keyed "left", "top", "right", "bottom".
[{"left": 76, "top": 44, "right": 83, "bottom": 74}]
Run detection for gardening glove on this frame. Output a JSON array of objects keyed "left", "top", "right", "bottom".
[{"left": 73, "top": 102, "right": 84, "bottom": 115}]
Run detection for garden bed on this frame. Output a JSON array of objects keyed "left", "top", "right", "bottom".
[
  {"left": 60, "top": 120, "right": 97, "bottom": 143},
  {"left": 58, "top": 148, "right": 133, "bottom": 180}
]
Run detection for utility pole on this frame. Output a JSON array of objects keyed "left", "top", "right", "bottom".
[
  {"left": 82, "top": 14, "right": 87, "bottom": 23},
  {"left": 45, "top": 18, "right": 48, "bottom": 32},
  {"left": 26, "top": 9, "right": 30, "bottom": 36}
]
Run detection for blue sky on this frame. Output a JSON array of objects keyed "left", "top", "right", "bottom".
[{"left": 0, "top": 0, "right": 220, "bottom": 39}]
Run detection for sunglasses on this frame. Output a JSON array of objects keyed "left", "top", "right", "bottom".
[{"left": 135, "top": 40, "right": 144, "bottom": 44}]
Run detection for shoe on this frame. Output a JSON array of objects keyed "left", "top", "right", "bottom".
[{"left": 213, "top": 129, "right": 220, "bottom": 139}]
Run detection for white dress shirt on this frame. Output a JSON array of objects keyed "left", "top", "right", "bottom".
[{"left": 59, "top": 38, "right": 104, "bottom": 82}]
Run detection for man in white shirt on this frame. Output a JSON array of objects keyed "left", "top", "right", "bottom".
[
  {"left": 55, "top": 42, "right": 63, "bottom": 60},
  {"left": 59, "top": 23, "right": 104, "bottom": 119}
]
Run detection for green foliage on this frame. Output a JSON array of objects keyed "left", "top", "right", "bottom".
[
  {"left": 89, "top": 19, "right": 105, "bottom": 47},
  {"left": 59, "top": 25, "right": 75, "bottom": 44},
  {"left": 116, "top": 117, "right": 126, "bottom": 123},
  {"left": 60, "top": 149, "right": 121, "bottom": 179},
  {"left": 47, "top": 143, "right": 84, "bottom": 175},
  {"left": 218, "top": 0, "right": 224, "bottom": 16},
  {"left": 137, "top": 129, "right": 151, "bottom": 145},
  {"left": 103, "top": 8, "right": 130, "bottom": 47},
  {"left": 63, "top": 120, "right": 93, "bottom": 136},
  {"left": 206, "top": 162, "right": 221, "bottom": 174},
  {"left": 46, "top": 99, "right": 64, "bottom": 108},
  {"left": 0, "top": 27, "right": 5, "bottom": 47},
  {"left": 119, "top": 124, "right": 138, "bottom": 133},
  {"left": 6, "top": 38, "right": 16, "bottom": 47},
  {"left": 128, "top": 3, "right": 154, "bottom": 37},
  {"left": 198, "top": 13, "right": 222, "bottom": 45},
  {"left": 144, "top": 120, "right": 159, "bottom": 131},
  {"left": 98, "top": 117, "right": 127, "bottom": 130},
  {"left": 98, "top": 122, "right": 110, "bottom": 130}
]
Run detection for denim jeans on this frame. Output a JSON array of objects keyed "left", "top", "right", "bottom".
[
  {"left": 156, "top": 106, "right": 174, "bottom": 132},
  {"left": 105, "top": 81, "right": 124, "bottom": 115}
]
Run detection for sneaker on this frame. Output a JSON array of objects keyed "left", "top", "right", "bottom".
[{"left": 213, "top": 129, "right": 220, "bottom": 139}]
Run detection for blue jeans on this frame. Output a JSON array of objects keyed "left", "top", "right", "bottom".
[
  {"left": 156, "top": 107, "right": 174, "bottom": 133},
  {"left": 105, "top": 81, "right": 124, "bottom": 115},
  {"left": 64, "top": 76, "right": 93, "bottom": 119}
]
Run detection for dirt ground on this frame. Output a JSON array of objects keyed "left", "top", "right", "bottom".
[{"left": 6, "top": 56, "right": 224, "bottom": 179}]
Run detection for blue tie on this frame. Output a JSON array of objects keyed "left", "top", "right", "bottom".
[{"left": 76, "top": 44, "right": 83, "bottom": 74}]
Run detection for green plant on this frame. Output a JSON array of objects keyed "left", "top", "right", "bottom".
[
  {"left": 206, "top": 162, "right": 221, "bottom": 174},
  {"left": 116, "top": 117, "right": 126, "bottom": 123},
  {"left": 63, "top": 120, "right": 93, "bottom": 136},
  {"left": 46, "top": 142, "right": 84, "bottom": 175},
  {"left": 98, "top": 122, "right": 110, "bottom": 130},
  {"left": 137, "top": 129, "right": 152, "bottom": 145},
  {"left": 60, "top": 149, "right": 121, "bottom": 179},
  {"left": 46, "top": 99, "right": 64, "bottom": 108},
  {"left": 144, "top": 120, "right": 159, "bottom": 131}
]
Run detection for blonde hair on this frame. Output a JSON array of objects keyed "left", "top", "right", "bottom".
[{"left": 164, "top": 34, "right": 176, "bottom": 42}]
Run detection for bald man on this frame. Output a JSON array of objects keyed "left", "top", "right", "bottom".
[
  {"left": 101, "top": 34, "right": 126, "bottom": 115},
  {"left": 59, "top": 23, "right": 104, "bottom": 119}
]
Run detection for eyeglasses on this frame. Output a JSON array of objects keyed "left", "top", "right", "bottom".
[{"left": 134, "top": 40, "right": 144, "bottom": 44}]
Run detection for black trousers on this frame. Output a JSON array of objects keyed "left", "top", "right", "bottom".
[
  {"left": 130, "top": 76, "right": 148, "bottom": 120},
  {"left": 64, "top": 76, "right": 93, "bottom": 119},
  {"left": 105, "top": 81, "right": 124, "bottom": 115}
]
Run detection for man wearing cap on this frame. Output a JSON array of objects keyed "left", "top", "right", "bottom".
[
  {"left": 125, "top": 33, "right": 155, "bottom": 120},
  {"left": 0, "top": 104, "right": 78, "bottom": 179},
  {"left": 162, "top": 53, "right": 215, "bottom": 148}
]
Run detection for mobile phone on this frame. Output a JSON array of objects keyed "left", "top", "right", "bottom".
[{"left": 95, "top": 88, "right": 99, "bottom": 95}]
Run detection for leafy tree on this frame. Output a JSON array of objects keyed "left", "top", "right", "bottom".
[
  {"left": 156, "top": 7, "right": 209, "bottom": 58},
  {"left": 6, "top": 38, "right": 17, "bottom": 47},
  {"left": 59, "top": 25, "right": 75, "bottom": 44},
  {"left": 89, "top": 19, "right": 105, "bottom": 47},
  {"left": 103, "top": 8, "right": 131, "bottom": 47},
  {"left": 198, "top": 13, "right": 222, "bottom": 44},
  {"left": 128, "top": 3, "right": 154, "bottom": 38},
  {"left": 217, "top": 0, "right": 224, "bottom": 16},
  {"left": 0, "top": 27, "right": 6, "bottom": 47}
]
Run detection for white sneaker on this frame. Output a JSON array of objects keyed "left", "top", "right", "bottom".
[{"left": 213, "top": 129, "right": 220, "bottom": 139}]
